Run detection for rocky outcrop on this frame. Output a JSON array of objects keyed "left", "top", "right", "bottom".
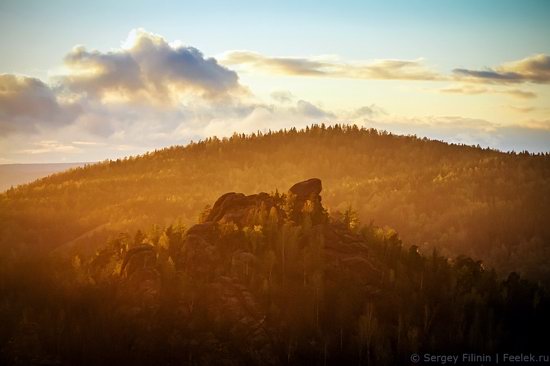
[
  {"left": 288, "top": 178, "right": 322, "bottom": 200},
  {"left": 120, "top": 244, "right": 161, "bottom": 311},
  {"left": 121, "top": 244, "right": 156, "bottom": 278},
  {"left": 177, "top": 178, "right": 379, "bottom": 283},
  {"left": 196, "top": 178, "right": 324, "bottom": 230},
  {"left": 117, "top": 178, "right": 381, "bottom": 362},
  {"left": 177, "top": 222, "right": 221, "bottom": 279},
  {"left": 323, "top": 224, "right": 381, "bottom": 289},
  {"left": 205, "top": 192, "right": 276, "bottom": 226},
  {"left": 287, "top": 178, "right": 325, "bottom": 224}
]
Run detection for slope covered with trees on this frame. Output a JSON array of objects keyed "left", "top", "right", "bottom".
[
  {"left": 1, "top": 179, "right": 548, "bottom": 365},
  {"left": 1, "top": 124, "right": 549, "bottom": 282}
]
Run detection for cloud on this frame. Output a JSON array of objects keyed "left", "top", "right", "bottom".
[
  {"left": 222, "top": 51, "right": 442, "bottom": 81},
  {"left": 202, "top": 99, "right": 336, "bottom": 138},
  {"left": 62, "top": 46, "right": 143, "bottom": 99},
  {"left": 0, "top": 74, "right": 81, "bottom": 134},
  {"left": 0, "top": 29, "right": 253, "bottom": 139},
  {"left": 270, "top": 90, "right": 295, "bottom": 103},
  {"left": 522, "top": 119, "right": 550, "bottom": 130},
  {"left": 439, "top": 84, "right": 537, "bottom": 99},
  {"left": 359, "top": 115, "right": 550, "bottom": 153},
  {"left": 503, "top": 89, "right": 537, "bottom": 99},
  {"left": 350, "top": 105, "right": 386, "bottom": 119},
  {"left": 440, "top": 84, "right": 488, "bottom": 95},
  {"left": 221, "top": 51, "right": 329, "bottom": 76},
  {"left": 295, "top": 100, "right": 335, "bottom": 119},
  {"left": 17, "top": 140, "right": 81, "bottom": 154},
  {"left": 2, "top": 29, "right": 549, "bottom": 162},
  {"left": 508, "top": 105, "right": 535, "bottom": 113},
  {"left": 60, "top": 29, "right": 243, "bottom": 105},
  {"left": 72, "top": 140, "right": 107, "bottom": 146},
  {"left": 453, "top": 69, "right": 520, "bottom": 82},
  {"left": 453, "top": 54, "right": 550, "bottom": 84},
  {"left": 355, "top": 59, "right": 441, "bottom": 80}
]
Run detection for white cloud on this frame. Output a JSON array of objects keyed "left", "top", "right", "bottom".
[
  {"left": 222, "top": 51, "right": 442, "bottom": 80},
  {"left": 270, "top": 90, "right": 295, "bottom": 103},
  {"left": 439, "top": 84, "right": 537, "bottom": 99},
  {"left": 60, "top": 29, "right": 244, "bottom": 105}
]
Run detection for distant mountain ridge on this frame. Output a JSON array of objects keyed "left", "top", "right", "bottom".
[{"left": 0, "top": 162, "right": 89, "bottom": 192}]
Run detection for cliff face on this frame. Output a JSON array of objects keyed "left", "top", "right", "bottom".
[{"left": 118, "top": 178, "right": 382, "bottom": 364}]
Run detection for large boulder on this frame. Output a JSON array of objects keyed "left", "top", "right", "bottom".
[
  {"left": 287, "top": 178, "right": 326, "bottom": 224},
  {"left": 288, "top": 178, "right": 322, "bottom": 200}
]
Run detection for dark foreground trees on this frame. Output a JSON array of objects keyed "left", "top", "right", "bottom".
[{"left": 1, "top": 182, "right": 548, "bottom": 365}]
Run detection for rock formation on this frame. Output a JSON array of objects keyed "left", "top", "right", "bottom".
[
  {"left": 112, "top": 178, "right": 381, "bottom": 364},
  {"left": 288, "top": 178, "right": 322, "bottom": 200}
]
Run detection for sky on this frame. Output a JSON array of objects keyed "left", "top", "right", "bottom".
[{"left": 0, "top": 0, "right": 549, "bottom": 163}]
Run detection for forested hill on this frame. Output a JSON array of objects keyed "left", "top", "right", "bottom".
[{"left": 1, "top": 124, "right": 549, "bottom": 281}]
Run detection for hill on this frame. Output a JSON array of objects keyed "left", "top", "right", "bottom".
[
  {"left": 1, "top": 179, "right": 548, "bottom": 365},
  {"left": 1, "top": 124, "right": 549, "bottom": 282}
]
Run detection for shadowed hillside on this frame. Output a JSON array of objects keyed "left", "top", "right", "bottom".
[
  {"left": 0, "top": 179, "right": 548, "bottom": 365},
  {"left": 1, "top": 124, "right": 549, "bottom": 282}
]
